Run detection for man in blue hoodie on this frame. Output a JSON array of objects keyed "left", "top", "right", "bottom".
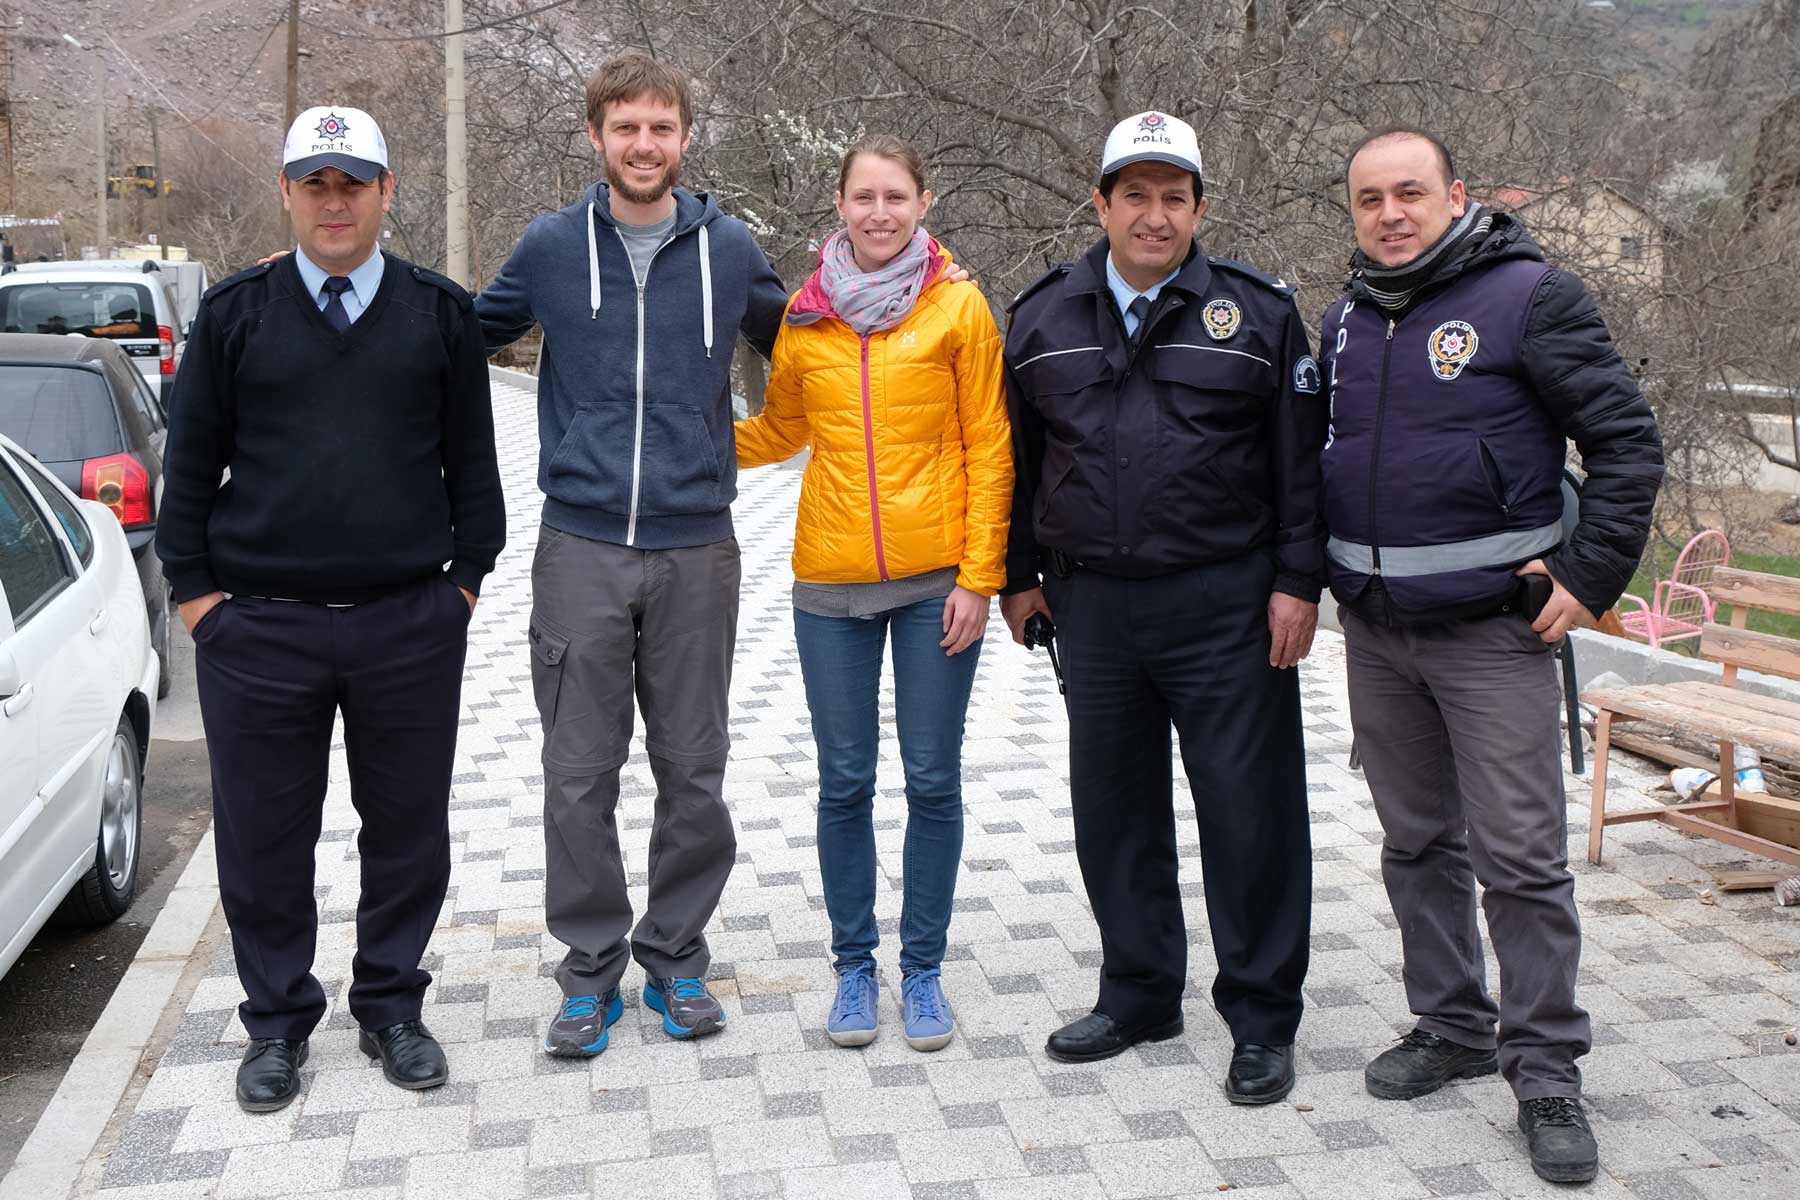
[{"left": 478, "top": 55, "right": 788, "bottom": 1055}]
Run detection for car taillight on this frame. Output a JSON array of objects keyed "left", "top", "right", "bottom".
[
  {"left": 158, "top": 325, "right": 175, "bottom": 375},
  {"left": 81, "top": 453, "right": 153, "bottom": 528}
]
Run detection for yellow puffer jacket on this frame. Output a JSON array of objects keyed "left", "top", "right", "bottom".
[{"left": 735, "top": 242, "right": 1013, "bottom": 594}]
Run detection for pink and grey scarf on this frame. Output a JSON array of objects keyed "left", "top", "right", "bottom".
[{"left": 787, "top": 227, "right": 944, "bottom": 335}]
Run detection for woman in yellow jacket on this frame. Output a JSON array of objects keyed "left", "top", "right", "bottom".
[{"left": 736, "top": 136, "right": 1012, "bottom": 1053}]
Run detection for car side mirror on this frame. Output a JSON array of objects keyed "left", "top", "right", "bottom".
[{"left": 0, "top": 645, "right": 21, "bottom": 702}]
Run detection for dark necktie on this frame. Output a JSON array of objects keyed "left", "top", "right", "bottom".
[
  {"left": 1127, "top": 295, "right": 1152, "bottom": 343},
  {"left": 321, "top": 275, "right": 354, "bottom": 333}
]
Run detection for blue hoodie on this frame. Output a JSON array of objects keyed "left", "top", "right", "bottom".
[{"left": 479, "top": 182, "right": 787, "bottom": 548}]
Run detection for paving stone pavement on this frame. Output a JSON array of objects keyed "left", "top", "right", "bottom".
[{"left": 77, "top": 382, "right": 1800, "bottom": 1198}]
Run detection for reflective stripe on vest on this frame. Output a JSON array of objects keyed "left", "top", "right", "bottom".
[{"left": 1327, "top": 521, "right": 1562, "bottom": 578}]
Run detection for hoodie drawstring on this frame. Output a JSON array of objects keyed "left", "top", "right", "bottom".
[
  {"left": 698, "top": 223, "right": 714, "bottom": 358},
  {"left": 586, "top": 200, "right": 602, "bottom": 319}
]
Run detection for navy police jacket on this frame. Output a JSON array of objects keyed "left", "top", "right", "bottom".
[
  {"left": 1003, "top": 239, "right": 1327, "bottom": 600},
  {"left": 1319, "top": 213, "right": 1663, "bottom": 622}
]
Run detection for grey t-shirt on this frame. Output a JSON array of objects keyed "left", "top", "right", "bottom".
[
  {"left": 792, "top": 566, "right": 960, "bottom": 620},
  {"left": 614, "top": 209, "right": 676, "bottom": 287}
]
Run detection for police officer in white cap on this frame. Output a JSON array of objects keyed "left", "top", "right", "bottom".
[
  {"left": 1000, "top": 112, "right": 1325, "bottom": 1103},
  {"left": 157, "top": 105, "right": 505, "bottom": 1111}
]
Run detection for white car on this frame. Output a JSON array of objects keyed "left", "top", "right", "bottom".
[
  {"left": 0, "top": 261, "right": 189, "bottom": 401},
  {"left": 0, "top": 432, "right": 158, "bottom": 980}
]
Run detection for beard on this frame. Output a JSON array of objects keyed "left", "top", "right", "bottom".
[{"left": 605, "top": 155, "right": 681, "bottom": 206}]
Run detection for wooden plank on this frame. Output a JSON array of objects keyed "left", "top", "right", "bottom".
[
  {"left": 1710, "top": 566, "right": 1800, "bottom": 618},
  {"left": 1608, "top": 728, "right": 1718, "bottom": 772},
  {"left": 1733, "top": 790, "right": 1800, "bottom": 851},
  {"left": 1582, "top": 684, "right": 1800, "bottom": 757},
  {"left": 1700, "top": 623, "right": 1800, "bottom": 683},
  {"left": 1713, "top": 870, "right": 1790, "bottom": 891},
  {"left": 1666, "top": 811, "right": 1800, "bottom": 868},
  {"left": 1603, "top": 800, "right": 1732, "bottom": 825}
]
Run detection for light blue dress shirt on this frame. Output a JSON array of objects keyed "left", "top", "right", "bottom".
[
  {"left": 293, "top": 246, "right": 384, "bottom": 325},
  {"left": 1104, "top": 254, "right": 1179, "bottom": 338}
]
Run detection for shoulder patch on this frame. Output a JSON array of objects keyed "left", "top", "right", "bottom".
[
  {"left": 201, "top": 260, "right": 275, "bottom": 302},
  {"left": 410, "top": 265, "right": 474, "bottom": 311},
  {"left": 1206, "top": 255, "right": 1295, "bottom": 298},
  {"left": 1007, "top": 262, "right": 1071, "bottom": 314}
]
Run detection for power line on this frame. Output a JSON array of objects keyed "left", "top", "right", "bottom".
[
  {"left": 99, "top": 32, "right": 267, "bottom": 184},
  {"left": 191, "top": 14, "right": 286, "bottom": 124},
  {"left": 303, "top": 0, "right": 584, "bottom": 42}
]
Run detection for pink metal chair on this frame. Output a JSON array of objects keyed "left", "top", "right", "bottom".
[{"left": 1615, "top": 530, "right": 1730, "bottom": 648}]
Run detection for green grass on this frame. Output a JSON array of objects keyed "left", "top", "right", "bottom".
[{"left": 1624, "top": 548, "right": 1800, "bottom": 646}]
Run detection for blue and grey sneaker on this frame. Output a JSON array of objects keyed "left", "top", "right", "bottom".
[
  {"left": 544, "top": 989, "right": 623, "bottom": 1058},
  {"left": 901, "top": 969, "right": 955, "bottom": 1052},
  {"left": 826, "top": 964, "right": 879, "bottom": 1047},
  {"left": 642, "top": 976, "right": 726, "bottom": 1039}
]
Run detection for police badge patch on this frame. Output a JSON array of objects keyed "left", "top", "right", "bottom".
[
  {"left": 315, "top": 112, "right": 351, "bottom": 140},
  {"left": 1428, "top": 320, "right": 1478, "bottom": 381},
  {"left": 1293, "top": 355, "right": 1320, "bottom": 394},
  {"left": 1203, "top": 298, "right": 1241, "bottom": 341}
]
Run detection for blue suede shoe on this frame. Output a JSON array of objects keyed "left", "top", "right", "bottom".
[
  {"left": 826, "top": 964, "right": 879, "bottom": 1047},
  {"left": 543, "top": 990, "right": 624, "bottom": 1058},
  {"left": 901, "top": 969, "right": 955, "bottom": 1052}
]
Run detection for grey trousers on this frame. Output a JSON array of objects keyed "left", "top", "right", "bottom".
[
  {"left": 1342, "top": 608, "right": 1590, "bottom": 1100},
  {"left": 530, "top": 525, "right": 740, "bottom": 997}
]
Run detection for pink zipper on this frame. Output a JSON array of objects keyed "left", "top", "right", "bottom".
[{"left": 859, "top": 334, "right": 890, "bottom": 581}]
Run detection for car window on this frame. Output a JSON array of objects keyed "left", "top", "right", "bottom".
[
  {"left": 0, "top": 365, "right": 122, "bottom": 462},
  {"left": 1, "top": 281, "right": 156, "bottom": 339},
  {"left": 101, "top": 351, "right": 157, "bottom": 434},
  {"left": 13, "top": 451, "right": 94, "bottom": 568},
  {"left": 133, "top": 370, "right": 165, "bottom": 430},
  {"left": 0, "top": 457, "right": 74, "bottom": 626}
]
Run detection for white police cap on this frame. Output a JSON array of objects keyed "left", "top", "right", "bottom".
[{"left": 283, "top": 106, "right": 389, "bottom": 182}]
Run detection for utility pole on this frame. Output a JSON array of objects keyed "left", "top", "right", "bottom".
[
  {"left": 444, "top": 0, "right": 470, "bottom": 286},
  {"left": 151, "top": 107, "right": 165, "bottom": 258},
  {"left": 285, "top": 0, "right": 300, "bottom": 131},
  {"left": 64, "top": 35, "right": 105, "bottom": 257}
]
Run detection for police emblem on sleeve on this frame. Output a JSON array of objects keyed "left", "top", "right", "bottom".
[
  {"left": 1202, "top": 298, "right": 1242, "bottom": 341},
  {"left": 1427, "top": 320, "right": 1478, "bottom": 381},
  {"left": 1293, "top": 355, "right": 1320, "bottom": 394}
]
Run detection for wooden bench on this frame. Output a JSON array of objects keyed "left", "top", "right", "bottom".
[{"left": 1585, "top": 566, "right": 1800, "bottom": 868}]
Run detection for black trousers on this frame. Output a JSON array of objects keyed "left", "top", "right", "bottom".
[
  {"left": 1043, "top": 551, "right": 1312, "bottom": 1044},
  {"left": 194, "top": 576, "right": 470, "bottom": 1040}
]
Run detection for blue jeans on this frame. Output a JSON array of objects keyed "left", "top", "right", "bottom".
[{"left": 793, "top": 596, "right": 981, "bottom": 975}]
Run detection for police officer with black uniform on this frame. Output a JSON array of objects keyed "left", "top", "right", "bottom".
[
  {"left": 157, "top": 106, "right": 505, "bottom": 1112},
  {"left": 1000, "top": 112, "right": 1325, "bottom": 1105}
]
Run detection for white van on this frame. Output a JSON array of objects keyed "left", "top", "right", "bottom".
[{"left": 0, "top": 261, "right": 188, "bottom": 401}]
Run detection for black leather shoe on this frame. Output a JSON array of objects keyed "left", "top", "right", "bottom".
[
  {"left": 1518, "top": 1096, "right": 1598, "bottom": 1183},
  {"left": 1044, "top": 1011, "right": 1184, "bottom": 1063},
  {"left": 1225, "top": 1042, "right": 1295, "bottom": 1105},
  {"left": 358, "top": 1020, "right": 449, "bottom": 1090},
  {"left": 1365, "top": 1028, "right": 1498, "bottom": 1100},
  {"left": 235, "top": 1038, "right": 308, "bottom": 1112}
]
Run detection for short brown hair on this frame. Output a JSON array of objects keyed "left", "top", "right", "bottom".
[
  {"left": 585, "top": 54, "right": 692, "bottom": 132},
  {"left": 836, "top": 135, "right": 928, "bottom": 196}
]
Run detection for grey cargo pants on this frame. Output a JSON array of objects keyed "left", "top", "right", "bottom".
[
  {"left": 530, "top": 525, "right": 739, "bottom": 997},
  {"left": 1342, "top": 608, "right": 1591, "bottom": 1100}
]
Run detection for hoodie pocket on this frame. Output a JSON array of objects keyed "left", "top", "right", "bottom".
[
  {"left": 635, "top": 404, "right": 724, "bottom": 517},
  {"left": 546, "top": 407, "right": 634, "bottom": 513}
]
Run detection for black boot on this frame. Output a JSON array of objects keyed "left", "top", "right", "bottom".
[
  {"left": 1225, "top": 1043, "right": 1295, "bottom": 1105},
  {"left": 1518, "top": 1096, "right": 1599, "bottom": 1183},
  {"left": 1365, "top": 1029, "right": 1498, "bottom": 1100},
  {"left": 235, "top": 1038, "right": 308, "bottom": 1112},
  {"left": 359, "top": 1020, "right": 449, "bottom": 1090}
]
